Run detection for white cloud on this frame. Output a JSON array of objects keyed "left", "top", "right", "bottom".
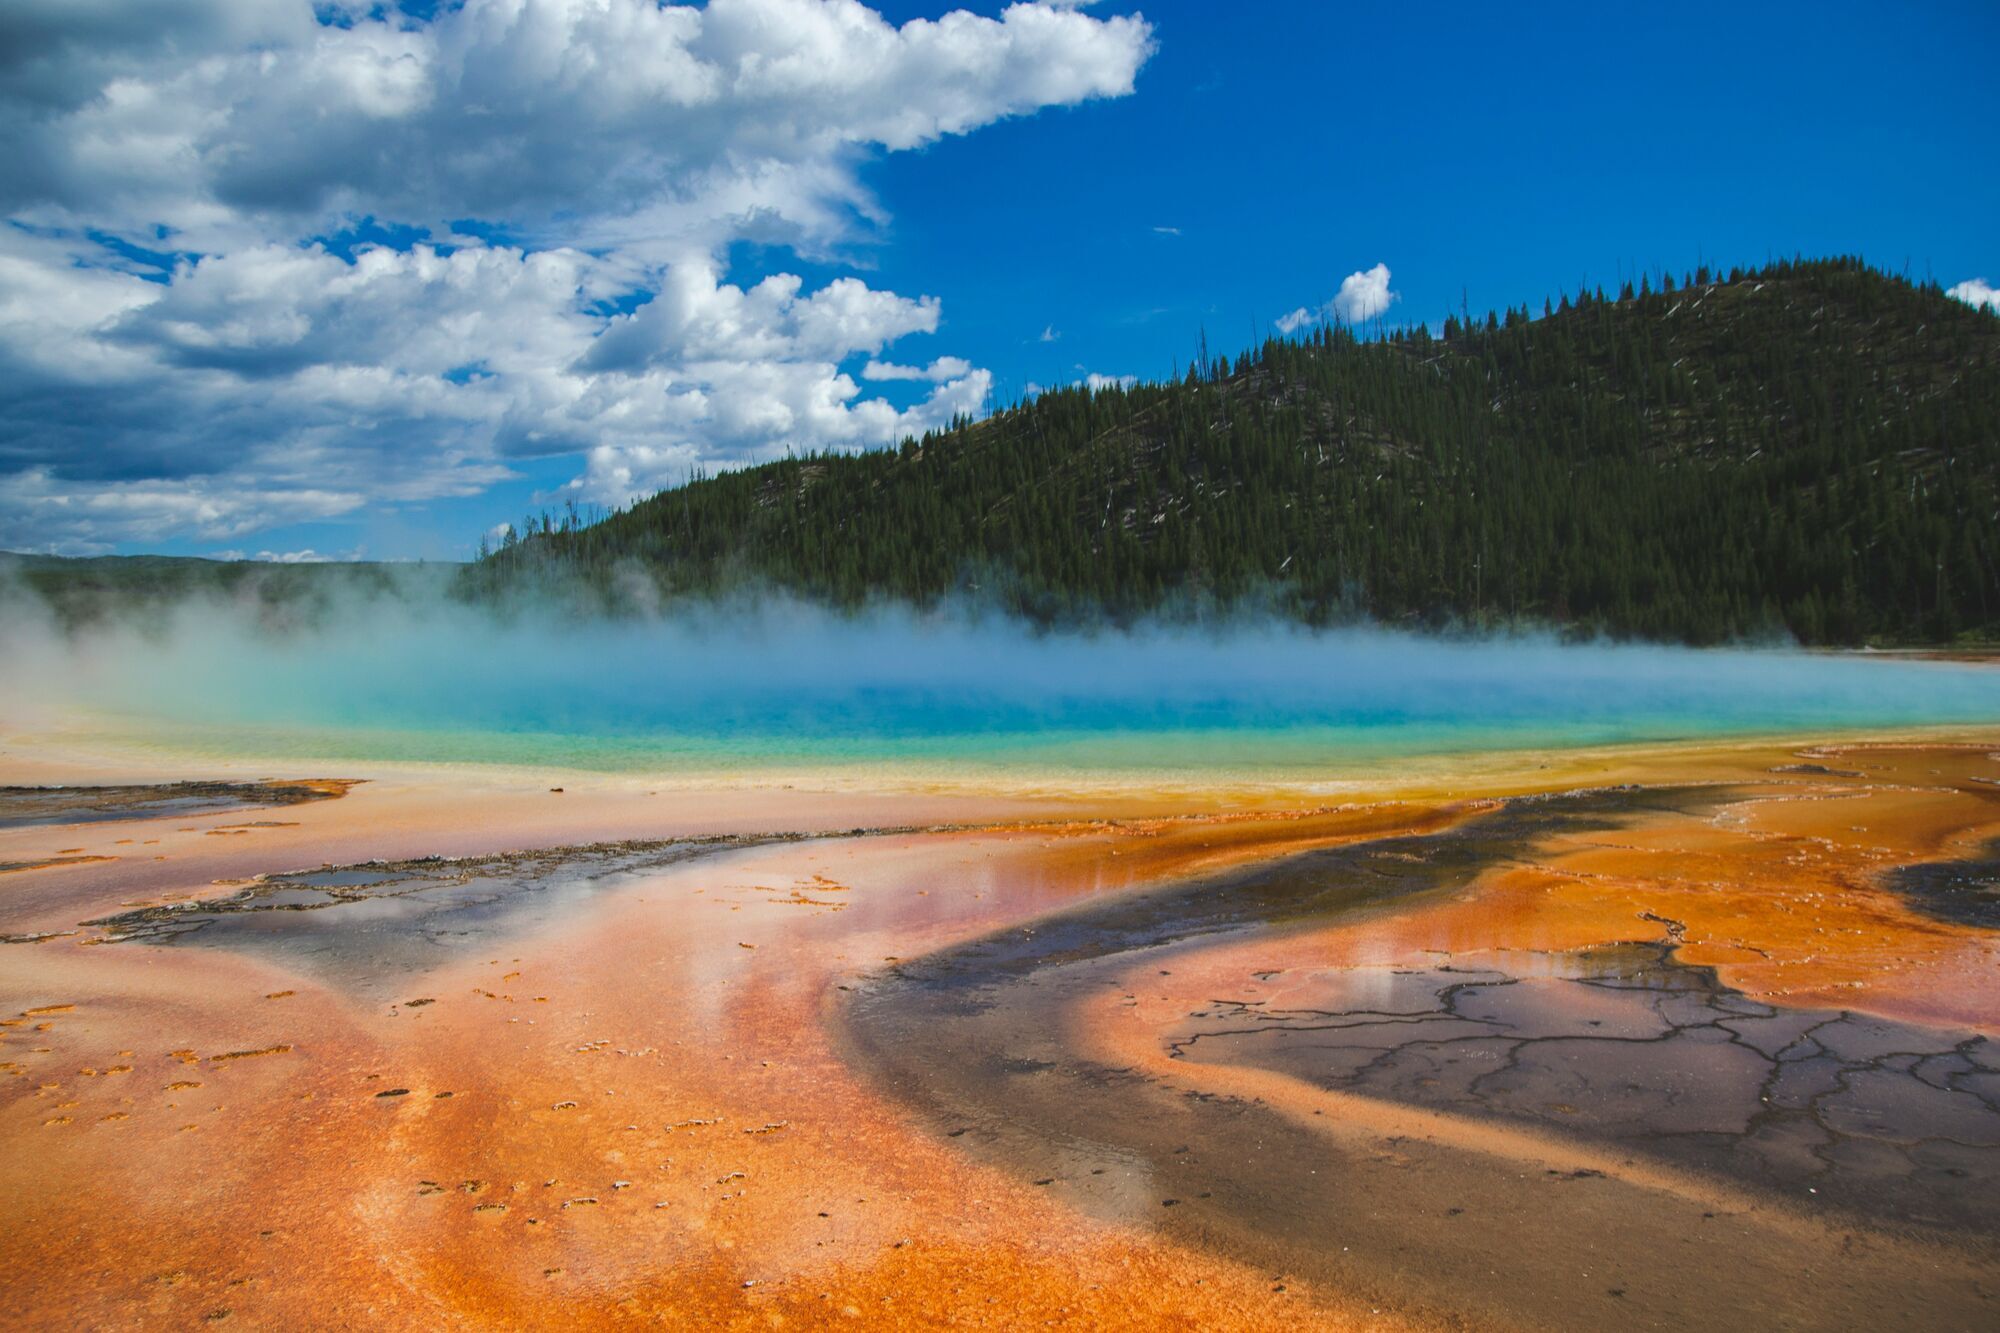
[
  {"left": 0, "top": 0, "right": 1154, "bottom": 550},
  {"left": 1039, "top": 324, "right": 1060, "bottom": 342},
  {"left": 0, "top": 463, "right": 374, "bottom": 554},
  {"left": 0, "top": 232, "right": 1000, "bottom": 529},
  {"left": 1334, "top": 263, "right": 1397, "bottom": 323},
  {"left": 2, "top": 0, "right": 1155, "bottom": 255},
  {"left": 1948, "top": 278, "right": 1999, "bottom": 312},
  {"left": 1152, "top": 225, "right": 1181, "bottom": 236},
  {"left": 862, "top": 355, "right": 975, "bottom": 382},
  {"left": 1276, "top": 262, "right": 1400, "bottom": 335},
  {"left": 565, "top": 360, "right": 991, "bottom": 507},
  {"left": 1274, "top": 306, "right": 1315, "bottom": 335}
]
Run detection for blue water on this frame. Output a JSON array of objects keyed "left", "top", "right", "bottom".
[{"left": 29, "top": 604, "right": 2000, "bottom": 776}]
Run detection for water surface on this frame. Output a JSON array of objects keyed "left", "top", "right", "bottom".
[{"left": 17, "top": 606, "right": 2000, "bottom": 776}]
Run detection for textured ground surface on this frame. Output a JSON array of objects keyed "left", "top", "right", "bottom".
[{"left": 3, "top": 739, "right": 1997, "bottom": 1328}]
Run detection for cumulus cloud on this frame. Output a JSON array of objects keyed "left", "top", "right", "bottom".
[
  {"left": 1334, "top": 263, "right": 1398, "bottom": 323},
  {"left": 564, "top": 361, "right": 991, "bottom": 506},
  {"left": 1275, "top": 262, "right": 1400, "bottom": 335},
  {"left": 1274, "top": 306, "right": 1315, "bottom": 335},
  {"left": 862, "top": 356, "right": 976, "bottom": 382},
  {"left": 1948, "top": 278, "right": 1999, "bottom": 312},
  {"left": 0, "top": 0, "right": 1154, "bottom": 550},
  {"left": 1, "top": 0, "right": 1154, "bottom": 252}
]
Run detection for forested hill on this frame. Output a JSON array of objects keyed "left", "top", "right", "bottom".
[{"left": 476, "top": 258, "right": 2000, "bottom": 645}]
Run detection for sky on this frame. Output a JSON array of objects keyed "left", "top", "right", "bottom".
[{"left": 2, "top": 0, "right": 1995, "bottom": 562}]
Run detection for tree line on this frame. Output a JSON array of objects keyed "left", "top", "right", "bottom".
[{"left": 471, "top": 257, "right": 2000, "bottom": 646}]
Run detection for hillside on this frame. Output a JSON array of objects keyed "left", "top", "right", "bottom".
[
  {"left": 12, "top": 262, "right": 1999, "bottom": 646},
  {"left": 474, "top": 258, "right": 2000, "bottom": 645}
]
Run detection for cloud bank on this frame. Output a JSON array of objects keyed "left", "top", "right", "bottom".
[{"left": 0, "top": 0, "right": 1155, "bottom": 551}]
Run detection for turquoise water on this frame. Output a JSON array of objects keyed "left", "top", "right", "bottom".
[{"left": 21, "top": 605, "right": 2000, "bottom": 776}]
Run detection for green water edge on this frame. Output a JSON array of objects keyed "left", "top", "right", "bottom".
[{"left": 35, "top": 708, "right": 2000, "bottom": 793}]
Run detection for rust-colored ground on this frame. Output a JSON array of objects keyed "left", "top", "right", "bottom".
[{"left": 2, "top": 734, "right": 1997, "bottom": 1328}]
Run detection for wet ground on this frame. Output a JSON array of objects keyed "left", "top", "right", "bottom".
[
  {"left": 81, "top": 834, "right": 813, "bottom": 998},
  {"left": 3, "top": 742, "right": 1999, "bottom": 1328},
  {"left": 1886, "top": 835, "right": 2000, "bottom": 926},
  {"left": 1163, "top": 942, "right": 2000, "bottom": 1233},
  {"left": 0, "top": 779, "right": 354, "bottom": 831},
  {"left": 840, "top": 760, "right": 2000, "bottom": 1329}
]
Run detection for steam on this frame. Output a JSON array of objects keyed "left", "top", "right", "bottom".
[{"left": 4, "top": 576, "right": 1998, "bottom": 774}]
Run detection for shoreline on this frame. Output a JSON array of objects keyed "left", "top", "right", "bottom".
[{"left": 7, "top": 705, "right": 1998, "bottom": 801}]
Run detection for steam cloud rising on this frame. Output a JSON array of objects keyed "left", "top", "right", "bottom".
[{"left": 5, "top": 581, "right": 1998, "bottom": 774}]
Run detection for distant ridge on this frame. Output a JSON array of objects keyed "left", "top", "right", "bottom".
[
  {"left": 478, "top": 257, "right": 1999, "bottom": 645},
  {"left": 0, "top": 553, "right": 446, "bottom": 630}
]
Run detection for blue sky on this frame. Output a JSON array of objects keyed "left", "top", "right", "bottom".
[
  {"left": 863, "top": 0, "right": 2000, "bottom": 403},
  {"left": 3, "top": 0, "right": 1995, "bottom": 562}
]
